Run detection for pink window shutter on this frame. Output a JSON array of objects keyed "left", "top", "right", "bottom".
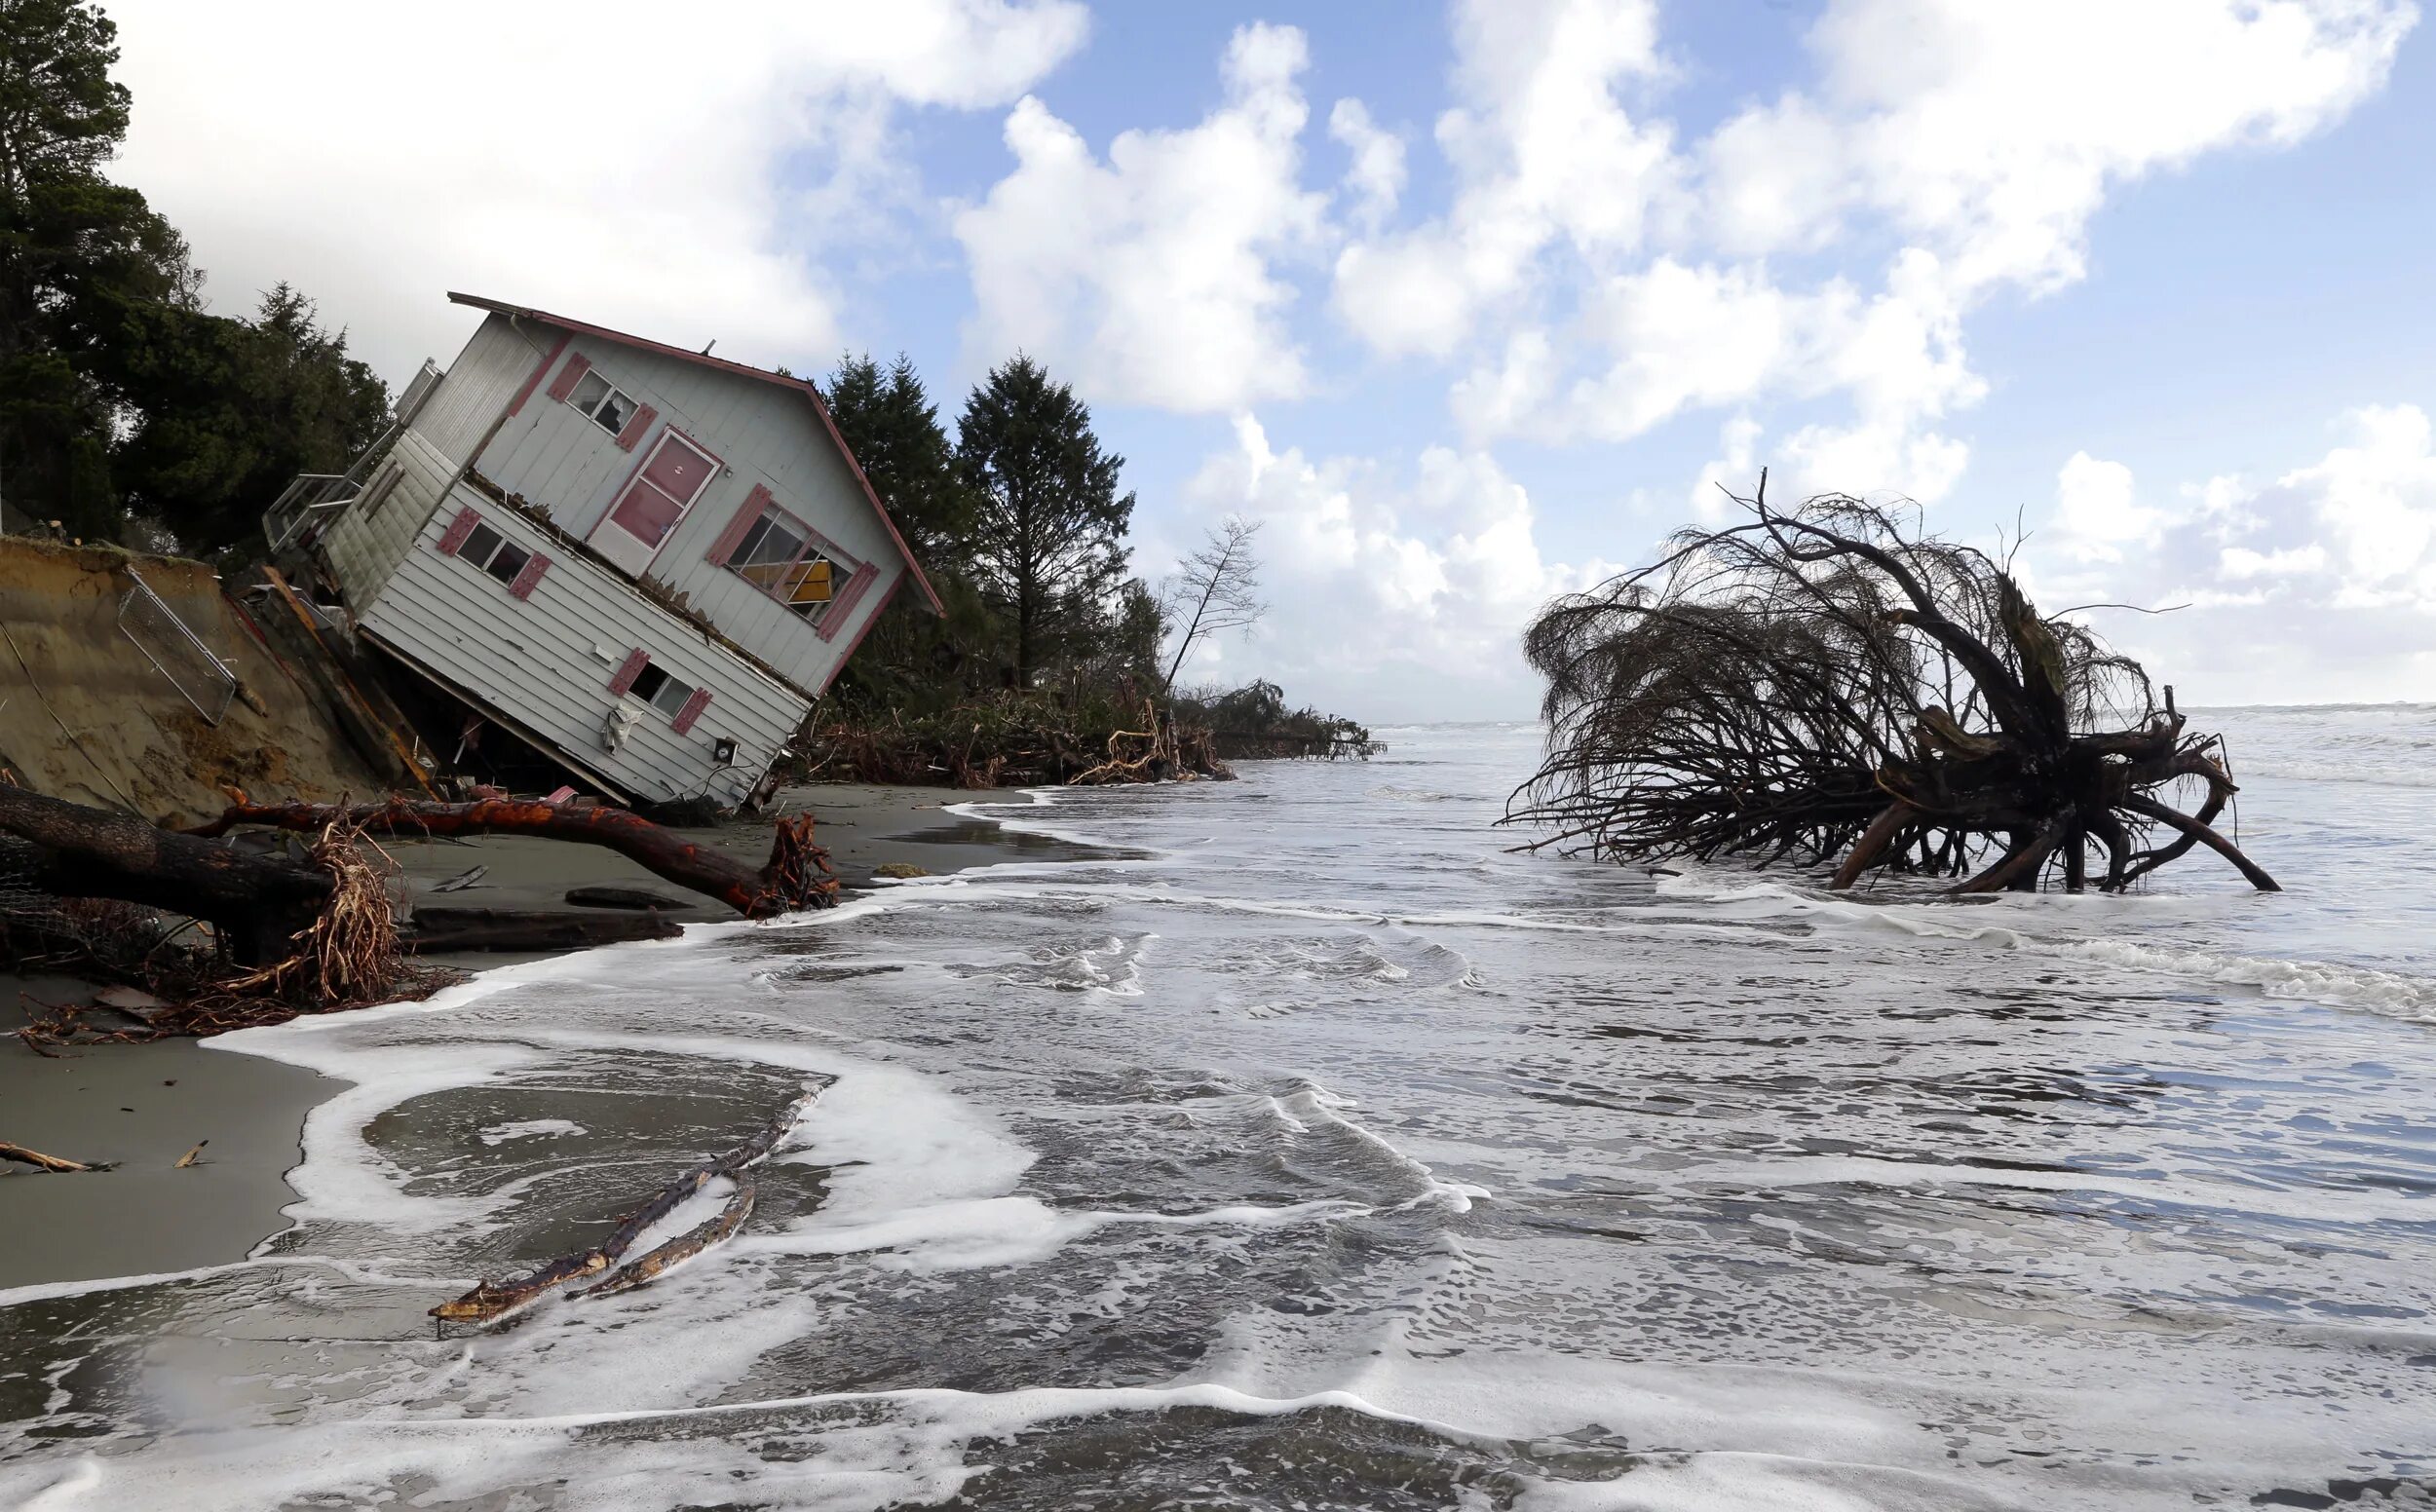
[
  {"left": 669, "top": 687, "right": 713, "bottom": 736},
  {"left": 815, "top": 564, "right": 879, "bottom": 642},
  {"left": 705, "top": 485, "right": 770, "bottom": 566},
  {"left": 436, "top": 507, "right": 481, "bottom": 555},
  {"left": 546, "top": 354, "right": 592, "bottom": 403},
  {"left": 506, "top": 551, "right": 551, "bottom": 601},
  {"left": 607, "top": 648, "right": 649, "bottom": 697},
  {"left": 615, "top": 403, "right": 658, "bottom": 452}
]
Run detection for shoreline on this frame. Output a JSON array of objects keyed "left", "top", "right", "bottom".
[{"left": 0, "top": 780, "right": 1103, "bottom": 1293}]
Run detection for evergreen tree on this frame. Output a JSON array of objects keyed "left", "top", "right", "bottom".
[
  {"left": 818, "top": 351, "right": 997, "bottom": 709},
  {"left": 820, "top": 353, "right": 971, "bottom": 569},
  {"left": 113, "top": 284, "right": 390, "bottom": 556},
  {"left": 0, "top": 0, "right": 195, "bottom": 539},
  {"left": 954, "top": 356, "right": 1133, "bottom": 686}
]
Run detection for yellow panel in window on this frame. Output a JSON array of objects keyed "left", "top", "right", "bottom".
[{"left": 789, "top": 559, "right": 835, "bottom": 605}]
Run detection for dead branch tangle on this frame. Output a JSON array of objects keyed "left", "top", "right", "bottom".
[{"left": 1504, "top": 483, "right": 2276, "bottom": 894}]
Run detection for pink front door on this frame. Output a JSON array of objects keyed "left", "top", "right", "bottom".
[{"left": 592, "top": 431, "right": 717, "bottom": 575}]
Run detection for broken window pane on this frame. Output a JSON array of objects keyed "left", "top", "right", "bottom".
[
  {"left": 460, "top": 523, "right": 504, "bottom": 567},
  {"left": 567, "top": 369, "right": 637, "bottom": 435},
  {"left": 629, "top": 662, "right": 669, "bottom": 703},
  {"left": 723, "top": 498, "right": 847, "bottom": 623}
]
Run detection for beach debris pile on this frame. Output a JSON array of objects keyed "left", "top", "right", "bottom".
[
  {"left": 805, "top": 685, "right": 1234, "bottom": 789},
  {"left": 433, "top": 1087, "right": 815, "bottom": 1328},
  {"left": 1506, "top": 478, "right": 2277, "bottom": 893}
]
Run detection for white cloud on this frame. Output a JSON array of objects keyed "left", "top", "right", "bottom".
[
  {"left": 1778, "top": 0, "right": 2414, "bottom": 295},
  {"left": 1332, "top": 0, "right": 1675, "bottom": 359},
  {"left": 2025, "top": 404, "right": 2436, "bottom": 702},
  {"left": 1682, "top": 0, "right": 2410, "bottom": 502},
  {"left": 1327, "top": 99, "right": 1406, "bottom": 231},
  {"left": 1173, "top": 416, "right": 1615, "bottom": 718},
  {"left": 2050, "top": 450, "right": 2163, "bottom": 563},
  {"left": 1331, "top": 0, "right": 2409, "bottom": 512},
  {"left": 953, "top": 23, "right": 1328, "bottom": 412},
  {"left": 107, "top": 0, "right": 1089, "bottom": 384}
]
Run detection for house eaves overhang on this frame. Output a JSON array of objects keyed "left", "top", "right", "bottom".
[{"left": 444, "top": 291, "right": 945, "bottom": 618}]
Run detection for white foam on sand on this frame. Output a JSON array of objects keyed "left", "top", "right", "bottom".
[{"left": 476, "top": 1118, "right": 587, "bottom": 1145}]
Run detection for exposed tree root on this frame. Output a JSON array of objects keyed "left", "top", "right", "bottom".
[{"left": 1506, "top": 481, "right": 2278, "bottom": 894}]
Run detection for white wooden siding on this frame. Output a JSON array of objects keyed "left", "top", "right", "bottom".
[
  {"left": 414, "top": 316, "right": 551, "bottom": 464},
  {"left": 358, "top": 488, "right": 808, "bottom": 809},
  {"left": 469, "top": 328, "right": 909, "bottom": 691},
  {"left": 318, "top": 431, "right": 460, "bottom": 605}
]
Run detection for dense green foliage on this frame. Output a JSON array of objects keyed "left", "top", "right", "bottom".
[
  {"left": 955, "top": 356, "right": 1135, "bottom": 688},
  {"left": 0, "top": 0, "right": 386, "bottom": 552},
  {"left": 820, "top": 350, "right": 1161, "bottom": 711}
]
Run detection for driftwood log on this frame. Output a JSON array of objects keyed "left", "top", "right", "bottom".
[
  {"left": 1506, "top": 482, "right": 2276, "bottom": 894},
  {"left": 188, "top": 800, "right": 837, "bottom": 917},
  {"left": 405, "top": 907, "right": 685, "bottom": 954},
  {"left": 434, "top": 1088, "right": 813, "bottom": 1325},
  {"left": 0, "top": 783, "right": 331, "bottom": 964}
]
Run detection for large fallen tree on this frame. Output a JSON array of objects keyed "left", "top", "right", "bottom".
[
  {"left": 185, "top": 799, "right": 838, "bottom": 917},
  {"left": 1504, "top": 484, "right": 2275, "bottom": 894},
  {"left": 0, "top": 786, "right": 840, "bottom": 1040}
]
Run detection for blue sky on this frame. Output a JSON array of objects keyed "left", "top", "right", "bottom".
[{"left": 108, "top": 1, "right": 2436, "bottom": 719}]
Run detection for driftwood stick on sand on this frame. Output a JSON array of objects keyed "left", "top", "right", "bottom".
[
  {"left": 189, "top": 800, "right": 838, "bottom": 918},
  {"left": 1, "top": 1141, "right": 114, "bottom": 1173},
  {"left": 433, "top": 1089, "right": 814, "bottom": 1326}
]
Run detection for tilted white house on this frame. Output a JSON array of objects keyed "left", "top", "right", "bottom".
[{"left": 280, "top": 293, "right": 939, "bottom": 810}]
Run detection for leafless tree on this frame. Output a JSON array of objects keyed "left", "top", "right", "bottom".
[{"left": 1160, "top": 515, "right": 1267, "bottom": 693}]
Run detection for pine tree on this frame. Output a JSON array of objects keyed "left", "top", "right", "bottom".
[
  {"left": 821, "top": 353, "right": 970, "bottom": 570},
  {"left": 112, "top": 284, "right": 392, "bottom": 556},
  {"left": 954, "top": 357, "right": 1133, "bottom": 687}
]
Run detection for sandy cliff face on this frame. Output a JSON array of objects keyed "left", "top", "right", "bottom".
[{"left": 0, "top": 537, "right": 384, "bottom": 824}]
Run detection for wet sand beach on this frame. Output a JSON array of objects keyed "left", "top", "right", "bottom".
[{"left": 0, "top": 782, "right": 1099, "bottom": 1293}]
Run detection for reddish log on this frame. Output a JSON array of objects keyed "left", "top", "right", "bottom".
[{"left": 187, "top": 801, "right": 837, "bottom": 917}]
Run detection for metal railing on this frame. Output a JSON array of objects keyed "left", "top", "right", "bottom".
[
  {"left": 119, "top": 567, "right": 238, "bottom": 725},
  {"left": 262, "top": 472, "right": 362, "bottom": 557}
]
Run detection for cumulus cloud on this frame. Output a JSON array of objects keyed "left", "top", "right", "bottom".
[
  {"left": 107, "top": 0, "right": 1090, "bottom": 383},
  {"left": 1333, "top": 0, "right": 2409, "bottom": 510},
  {"left": 1333, "top": 0, "right": 1674, "bottom": 360},
  {"left": 953, "top": 23, "right": 1328, "bottom": 412},
  {"left": 2026, "top": 405, "right": 2436, "bottom": 702},
  {"left": 1327, "top": 99, "right": 1406, "bottom": 231},
  {"left": 1173, "top": 416, "right": 1617, "bottom": 718}
]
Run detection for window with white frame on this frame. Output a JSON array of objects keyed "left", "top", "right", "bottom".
[
  {"left": 455, "top": 520, "right": 533, "bottom": 588},
  {"left": 567, "top": 369, "right": 638, "bottom": 435},
  {"left": 626, "top": 660, "right": 696, "bottom": 720},
  {"left": 726, "top": 501, "right": 850, "bottom": 622}
]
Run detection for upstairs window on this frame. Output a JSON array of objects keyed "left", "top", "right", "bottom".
[
  {"left": 627, "top": 660, "right": 696, "bottom": 720},
  {"left": 456, "top": 520, "right": 533, "bottom": 587},
  {"left": 727, "top": 501, "right": 849, "bottom": 622},
  {"left": 567, "top": 369, "right": 638, "bottom": 435}
]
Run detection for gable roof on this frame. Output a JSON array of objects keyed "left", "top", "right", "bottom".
[{"left": 447, "top": 292, "right": 943, "bottom": 616}]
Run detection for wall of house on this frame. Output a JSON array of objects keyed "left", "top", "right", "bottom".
[
  {"left": 415, "top": 315, "right": 554, "bottom": 465},
  {"left": 356, "top": 485, "right": 808, "bottom": 810},
  {"left": 462, "top": 319, "right": 910, "bottom": 695},
  {"left": 316, "top": 430, "right": 461, "bottom": 606}
]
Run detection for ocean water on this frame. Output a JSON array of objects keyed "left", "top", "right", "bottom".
[{"left": 3, "top": 709, "right": 2433, "bottom": 1510}]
